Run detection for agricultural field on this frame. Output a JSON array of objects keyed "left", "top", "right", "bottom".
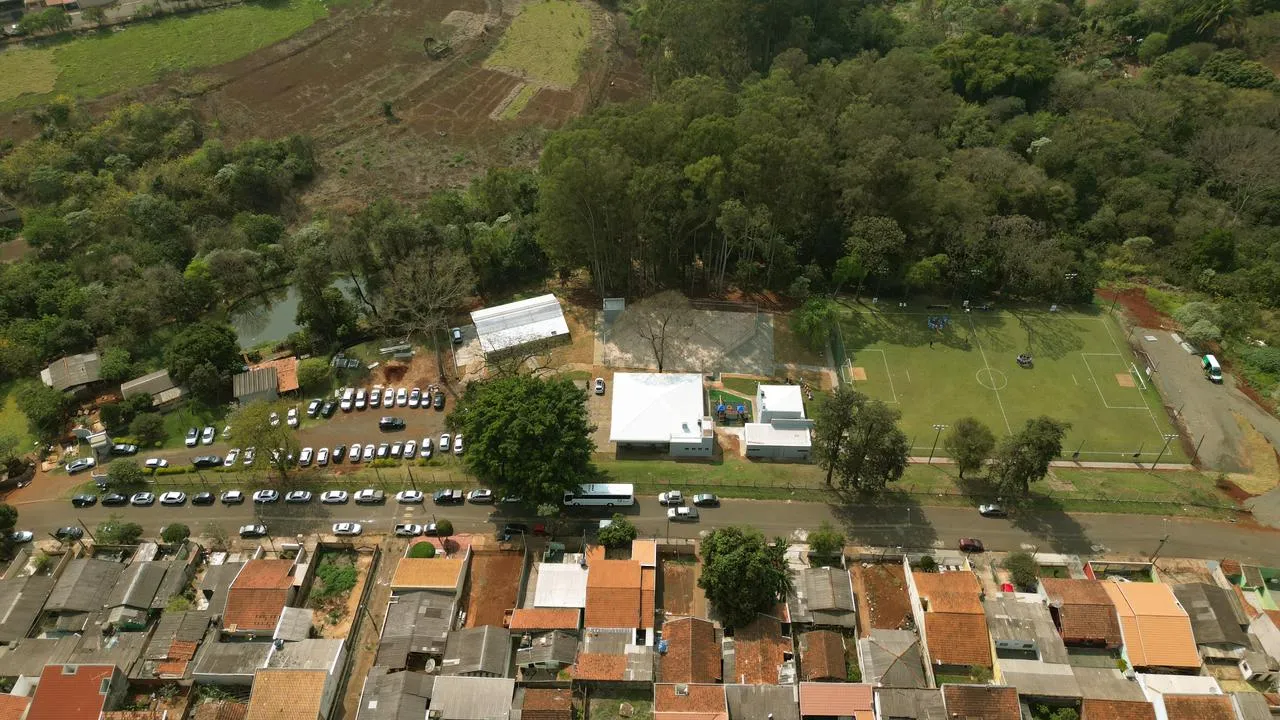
[{"left": 834, "top": 305, "right": 1187, "bottom": 463}]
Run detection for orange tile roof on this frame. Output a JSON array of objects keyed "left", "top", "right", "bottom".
[
  {"left": 1161, "top": 695, "right": 1236, "bottom": 720},
  {"left": 391, "top": 558, "right": 466, "bottom": 590},
  {"left": 589, "top": 559, "right": 643, "bottom": 587},
  {"left": 660, "top": 617, "right": 721, "bottom": 684},
  {"left": 1102, "top": 582, "right": 1200, "bottom": 669},
  {"left": 941, "top": 686, "right": 1019, "bottom": 720},
  {"left": 245, "top": 669, "right": 327, "bottom": 720},
  {"left": 524, "top": 689, "right": 573, "bottom": 720},
  {"left": 632, "top": 540, "right": 658, "bottom": 566},
  {"left": 249, "top": 357, "right": 299, "bottom": 394},
  {"left": 799, "top": 630, "right": 846, "bottom": 681},
  {"left": 641, "top": 567, "right": 656, "bottom": 629},
  {"left": 170, "top": 640, "right": 200, "bottom": 660},
  {"left": 655, "top": 684, "right": 728, "bottom": 715},
  {"left": 1233, "top": 586, "right": 1261, "bottom": 620},
  {"left": 192, "top": 702, "right": 250, "bottom": 720},
  {"left": 1220, "top": 559, "right": 1242, "bottom": 577},
  {"left": 731, "top": 614, "right": 789, "bottom": 684},
  {"left": 155, "top": 660, "right": 190, "bottom": 678},
  {"left": 27, "top": 665, "right": 116, "bottom": 720},
  {"left": 586, "top": 560, "right": 644, "bottom": 628},
  {"left": 573, "top": 653, "right": 628, "bottom": 680},
  {"left": 924, "top": 613, "right": 992, "bottom": 668},
  {"left": 912, "top": 572, "right": 983, "bottom": 614},
  {"left": 798, "top": 682, "right": 873, "bottom": 719},
  {"left": 1044, "top": 578, "right": 1124, "bottom": 646},
  {"left": 102, "top": 713, "right": 165, "bottom": 720},
  {"left": 1080, "top": 699, "right": 1157, "bottom": 720},
  {"left": 0, "top": 695, "right": 29, "bottom": 720},
  {"left": 508, "top": 608, "right": 581, "bottom": 630},
  {"left": 224, "top": 559, "right": 295, "bottom": 632}
]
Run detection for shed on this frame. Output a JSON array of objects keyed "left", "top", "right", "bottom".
[
  {"left": 1171, "top": 583, "right": 1250, "bottom": 653},
  {"left": 788, "top": 568, "right": 856, "bottom": 628},
  {"left": 726, "top": 685, "right": 800, "bottom": 720},
  {"left": 356, "top": 667, "right": 434, "bottom": 720},
  {"left": 427, "top": 676, "right": 515, "bottom": 720},
  {"left": 120, "top": 369, "right": 185, "bottom": 409},
  {"left": 441, "top": 625, "right": 512, "bottom": 677},
  {"left": 232, "top": 368, "right": 278, "bottom": 404},
  {"left": 0, "top": 575, "right": 55, "bottom": 644},
  {"left": 41, "top": 353, "right": 101, "bottom": 392},
  {"left": 857, "top": 629, "right": 926, "bottom": 687},
  {"left": 471, "top": 294, "right": 570, "bottom": 356}
]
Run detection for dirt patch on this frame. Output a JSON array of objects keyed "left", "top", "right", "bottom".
[
  {"left": 1099, "top": 287, "right": 1170, "bottom": 329},
  {"left": 660, "top": 559, "right": 706, "bottom": 618},
  {"left": 850, "top": 562, "right": 912, "bottom": 636},
  {"left": 1230, "top": 413, "right": 1280, "bottom": 494},
  {"left": 464, "top": 550, "right": 523, "bottom": 627},
  {"left": 1218, "top": 475, "right": 1257, "bottom": 503},
  {"left": 1153, "top": 558, "right": 1216, "bottom": 584}
]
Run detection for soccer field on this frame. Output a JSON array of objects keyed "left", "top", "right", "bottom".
[{"left": 835, "top": 306, "right": 1186, "bottom": 463}]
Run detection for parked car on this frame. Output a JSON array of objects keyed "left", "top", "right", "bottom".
[
  {"left": 111, "top": 443, "right": 138, "bottom": 456},
  {"left": 355, "top": 489, "right": 385, "bottom": 504},
  {"left": 131, "top": 492, "right": 156, "bottom": 506},
  {"left": 594, "top": 378, "right": 606, "bottom": 395},
  {"left": 192, "top": 492, "right": 215, "bottom": 506},
  {"left": 376, "top": 443, "right": 390, "bottom": 459},
  {"left": 408, "top": 388, "right": 421, "bottom": 408},
  {"left": 658, "top": 491, "right": 683, "bottom": 506},
  {"left": 56, "top": 526, "right": 85, "bottom": 541},
  {"left": 286, "top": 408, "right": 299, "bottom": 428},
  {"left": 71, "top": 494, "right": 98, "bottom": 508},
  {"left": 433, "top": 392, "right": 445, "bottom": 410},
  {"left": 321, "top": 490, "right": 349, "bottom": 504},
  {"left": 222, "top": 425, "right": 232, "bottom": 439},
  {"left": 307, "top": 399, "right": 322, "bottom": 417},
  {"left": 317, "top": 448, "right": 330, "bottom": 466},
  {"left": 144, "top": 458, "right": 169, "bottom": 471},
  {"left": 959, "top": 537, "right": 985, "bottom": 553},
  {"left": 269, "top": 412, "right": 281, "bottom": 427},
  {"left": 498, "top": 523, "right": 529, "bottom": 541},
  {"left": 102, "top": 493, "right": 129, "bottom": 507},
  {"left": 467, "top": 489, "right": 494, "bottom": 504},
  {"left": 389, "top": 442, "right": 402, "bottom": 459},
  {"left": 201, "top": 426, "right": 216, "bottom": 445},
  {"left": 395, "top": 388, "right": 408, "bottom": 406},
  {"left": 692, "top": 493, "right": 720, "bottom": 507},
  {"left": 349, "top": 443, "right": 363, "bottom": 463},
  {"left": 239, "top": 524, "right": 268, "bottom": 539},
  {"left": 978, "top": 503, "right": 1007, "bottom": 518},
  {"left": 192, "top": 455, "right": 222, "bottom": 468},
  {"left": 451, "top": 327, "right": 463, "bottom": 343},
  {"left": 66, "top": 457, "right": 96, "bottom": 474},
  {"left": 299, "top": 447, "right": 314, "bottom": 467},
  {"left": 403, "top": 440, "right": 417, "bottom": 458},
  {"left": 159, "top": 491, "right": 187, "bottom": 506},
  {"left": 394, "top": 524, "right": 422, "bottom": 537},
  {"left": 332, "top": 445, "right": 347, "bottom": 463},
  {"left": 355, "top": 389, "right": 368, "bottom": 410},
  {"left": 370, "top": 387, "right": 382, "bottom": 406},
  {"left": 453, "top": 435, "right": 464, "bottom": 455},
  {"left": 253, "top": 489, "right": 280, "bottom": 504},
  {"left": 362, "top": 445, "right": 375, "bottom": 462},
  {"left": 333, "top": 522, "right": 363, "bottom": 536},
  {"left": 420, "top": 438, "right": 433, "bottom": 459},
  {"left": 667, "top": 506, "right": 699, "bottom": 521},
  {"left": 382, "top": 391, "right": 395, "bottom": 409},
  {"left": 9, "top": 530, "right": 33, "bottom": 543},
  {"left": 379, "top": 417, "right": 406, "bottom": 432},
  {"left": 223, "top": 449, "right": 240, "bottom": 467},
  {"left": 185, "top": 427, "right": 199, "bottom": 447},
  {"left": 243, "top": 448, "right": 256, "bottom": 466},
  {"left": 321, "top": 401, "right": 336, "bottom": 418},
  {"left": 286, "top": 490, "right": 313, "bottom": 504},
  {"left": 424, "top": 521, "right": 441, "bottom": 536},
  {"left": 433, "top": 489, "right": 464, "bottom": 505},
  {"left": 396, "top": 490, "right": 424, "bottom": 504},
  {"left": 221, "top": 490, "right": 245, "bottom": 504}
]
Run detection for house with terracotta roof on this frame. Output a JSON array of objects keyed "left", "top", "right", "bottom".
[
  {"left": 799, "top": 630, "right": 847, "bottom": 682},
  {"left": 574, "top": 627, "right": 655, "bottom": 683},
  {"left": 522, "top": 688, "right": 573, "bottom": 720},
  {"left": 940, "top": 685, "right": 1020, "bottom": 720},
  {"left": 797, "top": 682, "right": 872, "bottom": 720},
  {"left": 1042, "top": 578, "right": 1125, "bottom": 649},
  {"left": 908, "top": 570, "right": 992, "bottom": 676},
  {"left": 391, "top": 557, "right": 467, "bottom": 592},
  {"left": 245, "top": 668, "right": 333, "bottom": 720},
  {"left": 724, "top": 614, "right": 794, "bottom": 685},
  {"left": 1080, "top": 699, "right": 1158, "bottom": 720},
  {"left": 655, "top": 683, "right": 729, "bottom": 720},
  {"left": 24, "top": 664, "right": 127, "bottom": 720},
  {"left": 222, "top": 558, "right": 300, "bottom": 637},
  {"left": 660, "top": 617, "right": 722, "bottom": 684},
  {"left": 0, "top": 694, "right": 29, "bottom": 720},
  {"left": 1160, "top": 695, "right": 1238, "bottom": 720},
  {"left": 1136, "top": 673, "right": 1228, "bottom": 720},
  {"left": 508, "top": 608, "right": 582, "bottom": 632},
  {"left": 585, "top": 557, "right": 656, "bottom": 633},
  {"left": 1102, "top": 582, "right": 1201, "bottom": 672}
]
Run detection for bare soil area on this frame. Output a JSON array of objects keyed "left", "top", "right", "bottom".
[
  {"left": 850, "top": 562, "right": 913, "bottom": 636},
  {"left": 659, "top": 559, "right": 706, "bottom": 618},
  {"left": 464, "top": 550, "right": 523, "bottom": 627}
]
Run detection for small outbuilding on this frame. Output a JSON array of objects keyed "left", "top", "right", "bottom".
[
  {"left": 41, "top": 353, "right": 101, "bottom": 392},
  {"left": 744, "top": 385, "right": 813, "bottom": 461},
  {"left": 471, "top": 294, "right": 570, "bottom": 357}
]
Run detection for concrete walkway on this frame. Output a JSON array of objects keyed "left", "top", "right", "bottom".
[{"left": 908, "top": 456, "right": 1195, "bottom": 471}]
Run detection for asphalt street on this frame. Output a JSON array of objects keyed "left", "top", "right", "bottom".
[{"left": 11, "top": 493, "right": 1279, "bottom": 565}]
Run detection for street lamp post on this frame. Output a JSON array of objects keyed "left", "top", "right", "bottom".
[
  {"left": 927, "top": 424, "right": 948, "bottom": 465},
  {"left": 1151, "top": 433, "right": 1179, "bottom": 470}
]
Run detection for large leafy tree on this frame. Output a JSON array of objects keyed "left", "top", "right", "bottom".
[
  {"left": 813, "top": 387, "right": 909, "bottom": 493},
  {"left": 164, "top": 323, "right": 241, "bottom": 390},
  {"left": 944, "top": 417, "right": 996, "bottom": 478},
  {"left": 448, "top": 375, "right": 596, "bottom": 505},
  {"left": 230, "top": 401, "right": 300, "bottom": 480},
  {"left": 989, "top": 416, "right": 1070, "bottom": 498},
  {"left": 698, "top": 526, "right": 792, "bottom": 628},
  {"left": 16, "top": 381, "right": 71, "bottom": 442}
]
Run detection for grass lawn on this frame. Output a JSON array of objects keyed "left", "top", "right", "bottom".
[
  {"left": 499, "top": 83, "right": 540, "bottom": 120},
  {"left": 159, "top": 403, "right": 230, "bottom": 449},
  {"left": 589, "top": 689, "right": 651, "bottom": 720},
  {"left": 559, "top": 369, "right": 591, "bottom": 382},
  {"left": 0, "top": 382, "right": 35, "bottom": 450},
  {"left": 836, "top": 304, "right": 1186, "bottom": 463},
  {"left": 721, "top": 376, "right": 760, "bottom": 397},
  {"left": 484, "top": 0, "right": 590, "bottom": 88},
  {"left": 0, "top": 0, "right": 329, "bottom": 111},
  {"left": 708, "top": 389, "right": 752, "bottom": 418},
  {"left": 773, "top": 317, "right": 827, "bottom": 366}
]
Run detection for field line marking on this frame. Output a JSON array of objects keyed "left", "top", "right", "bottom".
[
  {"left": 1097, "top": 316, "right": 1168, "bottom": 437},
  {"left": 863, "top": 348, "right": 898, "bottom": 403},
  {"left": 1072, "top": 374, "right": 1078, "bottom": 386},
  {"left": 966, "top": 315, "right": 1012, "bottom": 434},
  {"left": 905, "top": 370, "right": 911, "bottom": 383}
]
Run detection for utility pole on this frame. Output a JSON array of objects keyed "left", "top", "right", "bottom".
[
  {"left": 77, "top": 517, "right": 96, "bottom": 542},
  {"left": 1072, "top": 438, "right": 1084, "bottom": 460},
  {"left": 1149, "top": 533, "right": 1171, "bottom": 563},
  {"left": 1151, "top": 433, "right": 1178, "bottom": 470},
  {"left": 927, "top": 424, "right": 948, "bottom": 465}
]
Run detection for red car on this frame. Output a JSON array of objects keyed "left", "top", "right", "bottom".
[{"left": 958, "top": 538, "right": 985, "bottom": 553}]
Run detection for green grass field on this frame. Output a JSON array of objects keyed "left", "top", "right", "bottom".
[
  {"left": 0, "top": 0, "right": 328, "bottom": 111},
  {"left": 835, "top": 305, "right": 1187, "bottom": 463},
  {"left": 484, "top": 0, "right": 590, "bottom": 88},
  {"left": 0, "top": 382, "right": 35, "bottom": 450}
]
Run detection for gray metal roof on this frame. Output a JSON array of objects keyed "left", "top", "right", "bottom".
[
  {"left": 198, "top": 562, "right": 244, "bottom": 618},
  {"left": 192, "top": 639, "right": 272, "bottom": 680},
  {"left": 267, "top": 638, "right": 344, "bottom": 671},
  {"left": 515, "top": 630, "right": 578, "bottom": 667},
  {"left": 1172, "top": 582, "right": 1250, "bottom": 648},
  {"left": 981, "top": 595, "right": 1070, "bottom": 665},
  {"left": 0, "top": 575, "right": 55, "bottom": 643},
  {"left": 47, "top": 559, "right": 125, "bottom": 612},
  {"left": 428, "top": 676, "right": 515, "bottom": 720},
  {"left": 859, "top": 629, "right": 927, "bottom": 688},
  {"left": 42, "top": 352, "right": 101, "bottom": 391},
  {"left": 120, "top": 369, "right": 177, "bottom": 399},
  {"left": 874, "top": 688, "right": 946, "bottom": 720},
  {"left": 1070, "top": 667, "right": 1147, "bottom": 701},
  {"left": 152, "top": 561, "right": 192, "bottom": 610},
  {"left": 107, "top": 562, "right": 168, "bottom": 610},
  {"left": 1231, "top": 692, "right": 1272, "bottom": 720},
  {"left": 442, "top": 626, "right": 512, "bottom": 677},
  {"left": 0, "top": 636, "right": 79, "bottom": 677},
  {"left": 233, "top": 367, "right": 277, "bottom": 398},
  {"left": 68, "top": 626, "right": 148, "bottom": 669},
  {"left": 275, "top": 606, "right": 314, "bottom": 642},
  {"left": 787, "top": 567, "right": 857, "bottom": 628},
  {"left": 998, "top": 660, "right": 1082, "bottom": 699},
  {"left": 376, "top": 590, "right": 456, "bottom": 669},
  {"left": 725, "top": 684, "right": 799, "bottom": 720},
  {"left": 143, "top": 610, "right": 213, "bottom": 660},
  {"left": 356, "top": 667, "right": 435, "bottom": 720}
]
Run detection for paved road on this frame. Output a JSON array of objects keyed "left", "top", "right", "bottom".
[{"left": 12, "top": 494, "right": 1279, "bottom": 566}]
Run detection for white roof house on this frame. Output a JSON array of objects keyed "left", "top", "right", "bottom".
[
  {"left": 609, "top": 373, "right": 714, "bottom": 457},
  {"left": 756, "top": 385, "right": 805, "bottom": 423},
  {"left": 533, "top": 563, "right": 589, "bottom": 608},
  {"left": 745, "top": 384, "right": 812, "bottom": 460},
  {"left": 470, "top": 294, "right": 569, "bottom": 356}
]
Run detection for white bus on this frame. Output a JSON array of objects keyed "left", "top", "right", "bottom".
[{"left": 563, "top": 483, "right": 635, "bottom": 508}]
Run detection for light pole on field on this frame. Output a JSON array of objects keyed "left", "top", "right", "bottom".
[{"left": 927, "top": 424, "right": 948, "bottom": 465}]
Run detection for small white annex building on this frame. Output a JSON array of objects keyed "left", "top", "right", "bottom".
[
  {"left": 470, "top": 294, "right": 569, "bottom": 356},
  {"left": 609, "top": 373, "right": 714, "bottom": 458},
  {"left": 744, "top": 384, "right": 813, "bottom": 460}
]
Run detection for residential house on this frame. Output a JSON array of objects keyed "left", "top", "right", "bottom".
[
  {"left": 191, "top": 700, "right": 250, "bottom": 720},
  {"left": 797, "top": 682, "right": 873, "bottom": 720},
  {"left": 1160, "top": 695, "right": 1238, "bottom": 720},
  {"left": 522, "top": 688, "right": 573, "bottom": 720},
  {"left": 609, "top": 373, "right": 715, "bottom": 457},
  {"left": 940, "top": 685, "right": 1020, "bottom": 720},
  {"left": 257, "top": 638, "right": 345, "bottom": 719},
  {"left": 983, "top": 594, "right": 1080, "bottom": 700},
  {"left": 574, "top": 627, "right": 655, "bottom": 683},
  {"left": 222, "top": 559, "right": 299, "bottom": 637},
  {"left": 198, "top": 561, "right": 244, "bottom": 617},
  {"left": 41, "top": 353, "right": 101, "bottom": 392},
  {"left": 44, "top": 558, "right": 125, "bottom": 633},
  {"left": 726, "top": 685, "right": 800, "bottom": 720},
  {"left": 0, "top": 695, "right": 29, "bottom": 720},
  {"left": 0, "top": 575, "right": 55, "bottom": 644},
  {"left": 1136, "top": 673, "right": 1227, "bottom": 720},
  {"left": 191, "top": 640, "right": 273, "bottom": 686},
  {"left": 245, "top": 668, "right": 332, "bottom": 720},
  {"left": 788, "top": 568, "right": 857, "bottom": 630},
  {"left": 24, "top": 664, "right": 127, "bottom": 720},
  {"left": 660, "top": 617, "right": 722, "bottom": 684},
  {"left": 530, "top": 562, "right": 588, "bottom": 610},
  {"left": 427, "top": 676, "right": 516, "bottom": 720},
  {"left": 442, "top": 625, "right": 512, "bottom": 677},
  {"left": 1103, "top": 582, "right": 1201, "bottom": 672},
  {"left": 584, "top": 558, "right": 654, "bottom": 634},
  {"left": 872, "top": 688, "right": 946, "bottom": 720},
  {"left": 508, "top": 608, "right": 582, "bottom": 632},
  {"left": 375, "top": 589, "right": 458, "bottom": 670},
  {"left": 909, "top": 570, "right": 992, "bottom": 674},
  {"left": 1230, "top": 692, "right": 1275, "bottom": 720},
  {"left": 654, "top": 683, "right": 728, "bottom": 720},
  {"left": 355, "top": 667, "right": 434, "bottom": 720},
  {"left": 515, "top": 630, "right": 578, "bottom": 679},
  {"left": 724, "top": 614, "right": 794, "bottom": 685},
  {"left": 119, "top": 369, "right": 185, "bottom": 411},
  {"left": 1079, "top": 699, "right": 1158, "bottom": 720},
  {"left": 130, "top": 610, "right": 211, "bottom": 681},
  {"left": 744, "top": 385, "right": 813, "bottom": 460},
  {"left": 390, "top": 557, "right": 467, "bottom": 593},
  {"left": 1042, "top": 578, "right": 1125, "bottom": 649},
  {"left": 857, "top": 630, "right": 926, "bottom": 688},
  {"left": 800, "top": 630, "right": 848, "bottom": 683},
  {"left": 104, "top": 561, "right": 170, "bottom": 630},
  {"left": 1171, "top": 583, "right": 1250, "bottom": 659}
]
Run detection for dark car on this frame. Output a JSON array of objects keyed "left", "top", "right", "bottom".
[
  {"left": 192, "top": 455, "right": 222, "bottom": 468},
  {"left": 692, "top": 493, "right": 720, "bottom": 507},
  {"left": 321, "top": 401, "right": 336, "bottom": 418},
  {"left": 101, "top": 493, "right": 129, "bottom": 507},
  {"left": 332, "top": 445, "right": 346, "bottom": 462},
  {"left": 433, "top": 392, "right": 445, "bottom": 410},
  {"left": 379, "top": 417, "right": 406, "bottom": 432},
  {"left": 432, "top": 489, "right": 464, "bottom": 505},
  {"left": 192, "top": 492, "right": 216, "bottom": 506},
  {"left": 110, "top": 443, "right": 139, "bottom": 456},
  {"left": 498, "top": 523, "right": 529, "bottom": 541},
  {"left": 55, "top": 526, "right": 84, "bottom": 541},
  {"left": 71, "top": 494, "right": 98, "bottom": 508},
  {"left": 959, "top": 537, "right": 986, "bottom": 553},
  {"left": 239, "top": 524, "right": 268, "bottom": 539}
]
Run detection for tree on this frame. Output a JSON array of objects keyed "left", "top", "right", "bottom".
[
  {"left": 82, "top": 6, "right": 107, "bottom": 26},
  {"left": 699, "top": 526, "right": 792, "bottom": 628},
  {"left": 598, "top": 514, "right": 637, "bottom": 548},
  {"left": 1003, "top": 551, "right": 1040, "bottom": 589},
  {"left": 792, "top": 298, "right": 836, "bottom": 352},
  {"left": 814, "top": 388, "right": 909, "bottom": 494},
  {"left": 40, "top": 6, "right": 71, "bottom": 31},
  {"left": 16, "top": 381, "right": 71, "bottom": 441},
  {"left": 377, "top": 248, "right": 475, "bottom": 375},
  {"left": 628, "top": 291, "right": 694, "bottom": 372},
  {"left": 448, "top": 375, "right": 595, "bottom": 505},
  {"left": 98, "top": 347, "right": 133, "bottom": 383},
  {"left": 108, "top": 459, "right": 145, "bottom": 488},
  {"left": 842, "top": 216, "right": 906, "bottom": 296},
  {"left": 0, "top": 504, "right": 16, "bottom": 534},
  {"left": 814, "top": 386, "right": 862, "bottom": 486},
  {"left": 297, "top": 358, "right": 332, "bottom": 392},
  {"left": 408, "top": 542, "right": 436, "bottom": 558},
  {"left": 230, "top": 401, "right": 300, "bottom": 480},
  {"left": 202, "top": 521, "right": 229, "bottom": 551},
  {"left": 808, "top": 521, "right": 844, "bottom": 558},
  {"left": 164, "top": 323, "right": 241, "bottom": 386},
  {"left": 97, "top": 516, "right": 144, "bottom": 545},
  {"left": 130, "top": 413, "right": 166, "bottom": 447},
  {"left": 0, "top": 433, "right": 23, "bottom": 473},
  {"left": 989, "top": 416, "right": 1070, "bottom": 498},
  {"left": 434, "top": 519, "right": 454, "bottom": 541},
  {"left": 295, "top": 285, "right": 358, "bottom": 350},
  {"left": 933, "top": 33, "right": 1059, "bottom": 102},
  {"left": 944, "top": 417, "right": 996, "bottom": 478},
  {"left": 160, "top": 523, "right": 190, "bottom": 544}
]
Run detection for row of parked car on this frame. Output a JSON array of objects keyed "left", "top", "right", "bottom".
[
  {"left": 657, "top": 490, "right": 721, "bottom": 522},
  {"left": 70, "top": 486, "right": 406, "bottom": 509},
  {"left": 340, "top": 386, "right": 446, "bottom": 412}
]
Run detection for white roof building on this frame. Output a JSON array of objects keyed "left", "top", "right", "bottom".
[
  {"left": 609, "top": 373, "right": 714, "bottom": 458},
  {"left": 533, "top": 563, "right": 589, "bottom": 609},
  {"left": 470, "top": 294, "right": 569, "bottom": 356},
  {"left": 744, "top": 384, "right": 812, "bottom": 461}
]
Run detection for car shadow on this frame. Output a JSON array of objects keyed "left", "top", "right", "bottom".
[
  {"left": 1009, "top": 495, "right": 1097, "bottom": 555},
  {"left": 828, "top": 488, "right": 939, "bottom": 552}
]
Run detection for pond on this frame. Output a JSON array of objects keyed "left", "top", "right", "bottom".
[{"left": 230, "top": 279, "right": 359, "bottom": 349}]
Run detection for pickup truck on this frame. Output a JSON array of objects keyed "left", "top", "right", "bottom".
[{"left": 354, "top": 488, "right": 385, "bottom": 504}]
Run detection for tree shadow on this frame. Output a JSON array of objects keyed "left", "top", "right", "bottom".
[
  {"left": 1008, "top": 495, "right": 1097, "bottom": 555},
  {"left": 827, "top": 488, "right": 939, "bottom": 553}
]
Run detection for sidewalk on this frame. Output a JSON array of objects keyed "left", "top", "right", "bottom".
[{"left": 907, "top": 456, "right": 1196, "bottom": 471}]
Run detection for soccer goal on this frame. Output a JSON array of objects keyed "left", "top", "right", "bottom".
[{"left": 1130, "top": 362, "right": 1149, "bottom": 391}]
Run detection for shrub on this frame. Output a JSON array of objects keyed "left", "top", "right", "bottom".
[
  {"left": 1004, "top": 551, "right": 1040, "bottom": 589},
  {"left": 917, "top": 555, "right": 938, "bottom": 572},
  {"left": 160, "top": 523, "right": 190, "bottom": 544},
  {"left": 408, "top": 542, "right": 436, "bottom": 558},
  {"left": 808, "top": 522, "right": 845, "bottom": 557},
  {"left": 597, "top": 513, "right": 637, "bottom": 548}
]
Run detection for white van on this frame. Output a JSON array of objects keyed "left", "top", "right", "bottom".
[
  {"left": 1202, "top": 354, "right": 1223, "bottom": 384},
  {"left": 340, "top": 387, "right": 355, "bottom": 412}
]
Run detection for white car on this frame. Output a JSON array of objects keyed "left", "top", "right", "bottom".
[
  {"left": 403, "top": 440, "right": 417, "bottom": 458},
  {"left": 286, "top": 490, "right": 313, "bottom": 503},
  {"left": 439, "top": 433, "right": 451, "bottom": 453},
  {"left": 321, "top": 490, "right": 349, "bottom": 504},
  {"left": 131, "top": 492, "right": 156, "bottom": 506},
  {"left": 9, "top": 531, "right": 33, "bottom": 543},
  {"left": 201, "top": 426, "right": 216, "bottom": 445},
  {"left": 286, "top": 407, "right": 299, "bottom": 428},
  {"left": 317, "top": 448, "right": 330, "bottom": 466},
  {"left": 269, "top": 412, "right": 280, "bottom": 427},
  {"left": 396, "top": 490, "right": 424, "bottom": 504},
  {"left": 253, "top": 489, "right": 280, "bottom": 504},
  {"left": 239, "top": 524, "right": 268, "bottom": 538},
  {"left": 389, "top": 442, "right": 402, "bottom": 459},
  {"left": 594, "top": 377, "right": 606, "bottom": 395},
  {"left": 370, "top": 387, "right": 382, "bottom": 406},
  {"left": 394, "top": 523, "right": 422, "bottom": 537},
  {"left": 299, "top": 447, "right": 314, "bottom": 466},
  {"left": 658, "top": 491, "right": 684, "bottom": 506},
  {"left": 362, "top": 445, "right": 375, "bottom": 462},
  {"left": 349, "top": 443, "right": 363, "bottom": 463},
  {"left": 159, "top": 491, "right": 186, "bottom": 506},
  {"left": 355, "top": 488, "right": 384, "bottom": 504},
  {"left": 243, "top": 447, "right": 256, "bottom": 466},
  {"left": 408, "top": 388, "right": 421, "bottom": 408},
  {"left": 355, "top": 389, "right": 368, "bottom": 410},
  {"left": 668, "top": 506, "right": 700, "bottom": 521},
  {"left": 185, "top": 427, "right": 199, "bottom": 447},
  {"left": 333, "top": 522, "right": 362, "bottom": 536},
  {"left": 382, "top": 392, "right": 395, "bottom": 409},
  {"left": 453, "top": 435, "right": 464, "bottom": 455},
  {"left": 223, "top": 448, "right": 240, "bottom": 467},
  {"left": 221, "top": 490, "right": 245, "bottom": 504},
  {"left": 978, "top": 503, "right": 1008, "bottom": 518},
  {"left": 144, "top": 458, "right": 169, "bottom": 470},
  {"left": 467, "top": 489, "right": 494, "bottom": 503},
  {"left": 396, "top": 387, "right": 408, "bottom": 406},
  {"left": 420, "top": 438, "right": 433, "bottom": 459},
  {"left": 221, "top": 425, "right": 232, "bottom": 439}
]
